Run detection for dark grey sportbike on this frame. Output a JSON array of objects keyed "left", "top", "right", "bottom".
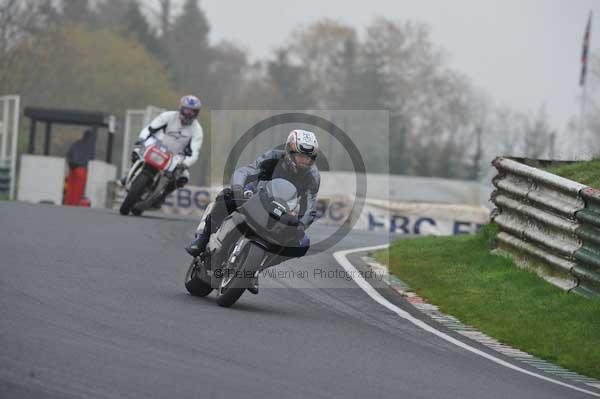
[{"left": 184, "top": 178, "right": 304, "bottom": 307}]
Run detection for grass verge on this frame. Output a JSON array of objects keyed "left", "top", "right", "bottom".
[
  {"left": 374, "top": 225, "right": 600, "bottom": 379},
  {"left": 546, "top": 159, "right": 600, "bottom": 188}
]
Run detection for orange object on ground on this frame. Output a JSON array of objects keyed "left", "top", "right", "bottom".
[
  {"left": 64, "top": 167, "right": 88, "bottom": 206},
  {"left": 78, "top": 197, "right": 91, "bottom": 207}
]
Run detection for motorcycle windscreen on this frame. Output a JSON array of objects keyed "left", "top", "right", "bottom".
[
  {"left": 265, "top": 179, "right": 299, "bottom": 213},
  {"left": 239, "top": 193, "right": 300, "bottom": 247}
]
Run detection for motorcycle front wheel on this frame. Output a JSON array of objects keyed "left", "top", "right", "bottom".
[
  {"left": 215, "top": 241, "right": 265, "bottom": 307},
  {"left": 119, "top": 173, "right": 151, "bottom": 215},
  {"left": 184, "top": 259, "right": 213, "bottom": 297}
]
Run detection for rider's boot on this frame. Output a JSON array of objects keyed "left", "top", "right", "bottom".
[
  {"left": 248, "top": 274, "right": 259, "bottom": 295},
  {"left": 185, "top": 232, "right": 209, "bottom": 257}
]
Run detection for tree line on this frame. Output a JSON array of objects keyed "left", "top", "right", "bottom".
[{"left": 0, "top": 0, "right": 567, "bottom": 184}]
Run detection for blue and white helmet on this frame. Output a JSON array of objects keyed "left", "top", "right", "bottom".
[{"left": 179, "top": 95, "right": 202, "bottom": 125}]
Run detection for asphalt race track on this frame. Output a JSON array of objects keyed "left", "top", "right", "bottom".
[{"left": 1, "top": 201, "right": 597, "bottom": 398}]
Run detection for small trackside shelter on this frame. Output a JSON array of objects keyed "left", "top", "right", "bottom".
[
  {"left": 24, "top": 107, "right": 117, "bottom": 163},
  {"left": 19, "top": 107, "right": 118, "bottom": 207}
]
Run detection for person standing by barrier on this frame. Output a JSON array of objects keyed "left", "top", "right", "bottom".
[{"left": 64, "top": 129, "right": 96, "bottom": 206}]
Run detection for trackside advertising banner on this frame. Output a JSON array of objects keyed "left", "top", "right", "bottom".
[
  {"left": 111, "top": 184, "right": 490, "bottom": 236},
  {"left": 356, "top": 198, "right": 489, "bottom": 235}
]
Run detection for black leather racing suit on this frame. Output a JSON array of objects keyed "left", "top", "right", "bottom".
[{"left": 197, "top": 149, "right": 320, "bottom": 258}]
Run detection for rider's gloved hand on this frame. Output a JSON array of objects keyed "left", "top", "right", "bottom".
[
  {"left": 231, "top": 184, "right": 244, "bottom": 199},
  {"left": 131, "top": 139, "right": 145, "bottom": 163},
  {"left": 279, "top": 213, "right": 300, "bottom": 227},
  {"left": 243, "top": 183, "right": 254, "bottom": 199},
  {"left": 231, "top": 184, "right": 245, "bottom": 207}
]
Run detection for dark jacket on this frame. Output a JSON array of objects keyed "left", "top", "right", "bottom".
[
  {"left": 231, "top": 149, "right": 320, "bottom": 226},
  {"left": 66, "top": 130, "right": 96, "bottom": 169}
]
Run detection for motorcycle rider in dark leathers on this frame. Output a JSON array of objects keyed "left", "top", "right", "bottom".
[{"left": 185, "top": 129, "right": 320, "bottom": 293}]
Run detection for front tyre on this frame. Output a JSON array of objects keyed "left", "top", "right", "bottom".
[
  {"left": 184, "top": 260, "right": 213, "bottom": 297},
  {"left": 216, "top": 242, "right": 264, "bottom": 307},
  {"left": 119, "top": 173, "right": 151, "bottom": 215}
]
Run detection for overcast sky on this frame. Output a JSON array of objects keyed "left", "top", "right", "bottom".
[{"left": 201, "top": 0, "right": 599, "bottom": 148}]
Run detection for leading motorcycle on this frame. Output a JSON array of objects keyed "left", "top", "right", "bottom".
[{"left": 184, "top": 178, "right": 304, "bottom": 307}]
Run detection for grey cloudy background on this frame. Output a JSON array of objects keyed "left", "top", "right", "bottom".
[{"left": 201, "top": 0, "right": 599, "bottom": 153}]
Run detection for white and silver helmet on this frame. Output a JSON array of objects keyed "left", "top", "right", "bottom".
[{"left": 284, "top": 129, "right": 319, "bottom": 173}]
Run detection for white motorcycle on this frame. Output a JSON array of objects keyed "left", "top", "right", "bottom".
[{"left": 120, "top": 140, "right": 186, "bottom": 216}]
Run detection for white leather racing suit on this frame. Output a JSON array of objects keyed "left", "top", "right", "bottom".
[{"left": 138, "top": 111, "right": 204, "bottom": 173}]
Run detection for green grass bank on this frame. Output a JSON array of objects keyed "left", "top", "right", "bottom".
[{"left": 375, "top": 225, "right": 600, "bottom": 379}]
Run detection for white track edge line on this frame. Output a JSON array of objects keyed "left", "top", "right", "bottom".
[{"left": 333, "top": 244, "right": 600, "bottom": 398}]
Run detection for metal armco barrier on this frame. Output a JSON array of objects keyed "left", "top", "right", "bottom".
[
  {"left": 491, "top": 157, "right": 600, "bottom": 301},
  {"left": 574, "top": 188, "right": 600, "bottom": 299}
]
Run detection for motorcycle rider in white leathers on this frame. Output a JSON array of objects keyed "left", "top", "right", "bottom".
[{"left": 130, "top": 95, "right": 204, "bottom": 207}]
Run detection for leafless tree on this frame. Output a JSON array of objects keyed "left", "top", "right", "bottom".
[
  {"left": 0, "top": 0, "right": 56, "bottom": 92},
  {"left": 157, "top": 0, "right": 172, "bottom": 37}
]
